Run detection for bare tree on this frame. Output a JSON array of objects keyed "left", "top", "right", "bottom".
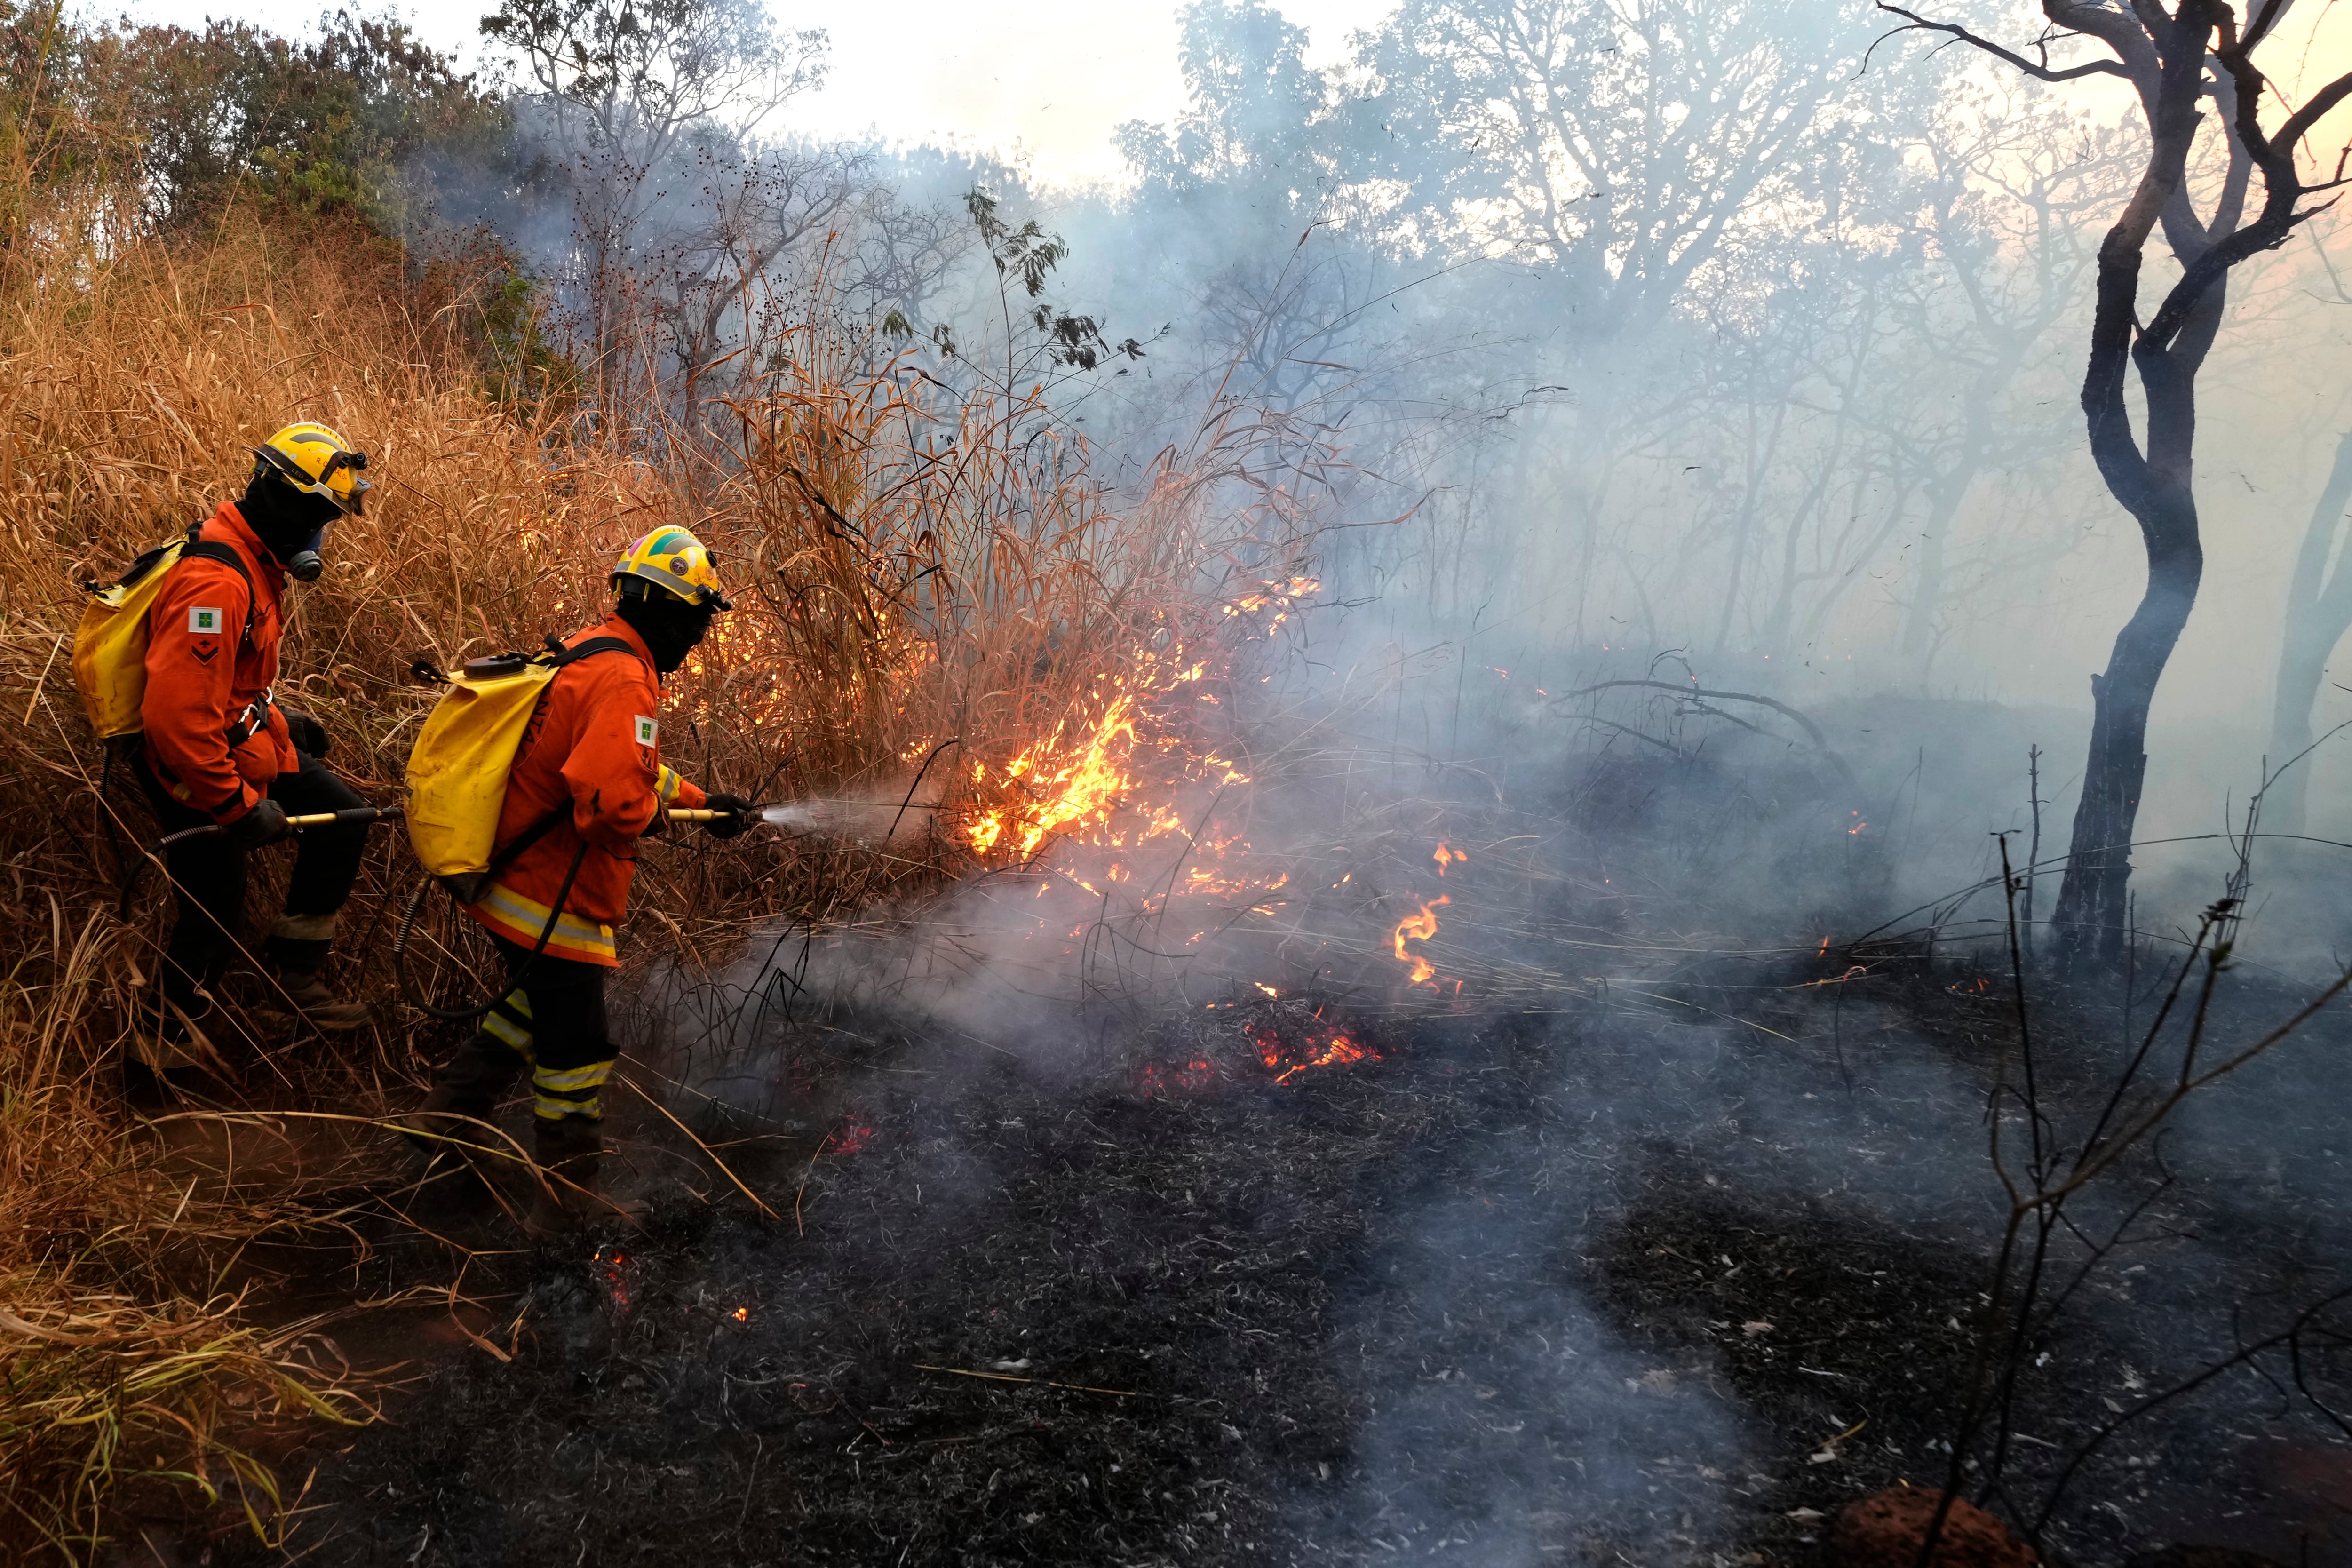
[
  {"left": 482, "top": 0, "right": 825, "bottom": 389},
  {"left": 2265, "top": 426, "right": 2352, "bottom": 836},
  {"left": 1880, "top": 0, "right": 2352, "bottom": 965},
  {"left": 651, "top": 140, "right": 870, "bottom": 415},
  {"left": 1349, "top": 0, "right": 1881, "bottom": 347}
]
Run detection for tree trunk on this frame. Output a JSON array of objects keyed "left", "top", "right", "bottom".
[
  {"left": 2050, "top": 210, "right": 2218, "bottom": 969},
  {"left": 2049, "top": 503, "right": 2201, "bottom": 964},
  {"left": 2264, "top": 430, "right": 2352, "bottom": 837}
]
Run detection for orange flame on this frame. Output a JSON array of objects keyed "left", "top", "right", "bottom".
[
  {"left": 1433, "top": 842, "right": 1463, "bottom": 876},
  {"left": 1392, "top": 895, "right": 1449, "bottom": 987},
  {"left": 1271, "top": 1032, "right": 1370, "bottom": 1083},
  {"left": 1248, "top": 1017, "right": 1379, "bottom": 1083}
]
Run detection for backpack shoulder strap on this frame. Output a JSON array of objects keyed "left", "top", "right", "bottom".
[
  {"left": 542, "top": 635, "right": 645, "bottom": 671},
  {"left": 180, "top": 526, "right": 258, "bottom": 644}
]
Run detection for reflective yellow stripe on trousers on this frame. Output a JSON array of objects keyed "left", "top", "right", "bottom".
[{"left": 532, "top": 1059, "right": 612, "bottom": 1121}]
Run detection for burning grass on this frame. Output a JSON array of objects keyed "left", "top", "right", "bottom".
[{"left": 0, "top": 162, "right": 1316, "bottom": 1553}]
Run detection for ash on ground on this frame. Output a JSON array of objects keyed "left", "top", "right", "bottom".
[{"left": 205, "top": 947, "right": 2352, "bottom": 1568}]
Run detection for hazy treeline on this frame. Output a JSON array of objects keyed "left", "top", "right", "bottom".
[
  {"left": 19, "top": 0, "right": 2352, "bottom": 859},
  {"left": 1060, "top": 1, "right": 2346, "bottom": 725}
]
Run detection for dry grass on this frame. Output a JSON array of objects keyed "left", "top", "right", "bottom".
[{"left": 0, "top": 161, "right": 1303, "bottom": 1554}]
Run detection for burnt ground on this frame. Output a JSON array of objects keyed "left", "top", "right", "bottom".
[{"left": 147, "top": 938, "right": 2352, "bottom": 1568}]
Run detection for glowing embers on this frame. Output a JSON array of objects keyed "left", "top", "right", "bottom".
[
  {"left": 1136, "top": 1004, "right": 1381, "bottom": 1096},
  {"left": 1392, "top": 895, "right": 1450, "bottom": 987},
  {"left": 591, "top": 1244, "right": 636, "bottom": 1313},
  {"left": 1137, "top": 1058, "right": 1218, "bottom": 1098},
  {"left": 823, "top": 1114, "right": 876, "bottom": 1156},
  {"left": 1247, "top": 1012, "right": 1379, "bottom": 1086}
]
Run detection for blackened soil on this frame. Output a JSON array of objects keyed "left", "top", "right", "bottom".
[{"left": 199, "top": 960, "right": 2352, "bottom": 1568}]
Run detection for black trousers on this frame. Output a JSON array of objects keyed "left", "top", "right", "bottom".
[
  {"left": 472, "top": 933, "right": 616, "bottom": 1122},
  {"left": 133, "top": 750, "right": 368, "bottom": 1010}
]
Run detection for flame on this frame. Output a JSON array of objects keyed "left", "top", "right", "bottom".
[
  {"left": 1433, "top": 842, "right": 1463, "bottom": 876},
  {"left": 963, "top": 692, "right": 1143, "bottom": 859},
  {"left": 1271, "top": 1032, "right": 1370, "bottom": 1084},
  {"left": 731, "top": 1305, "right": 750, "bottom": 1322},
  {"left": 1392, "top": 895, "right": 1449, "bottom": 987},
  {"left": 954, "top": 576, "right": 1319, "bottom": 862},
  {"left": 1249, "top": 1016, "right": 1379, "bottom": 1083}
]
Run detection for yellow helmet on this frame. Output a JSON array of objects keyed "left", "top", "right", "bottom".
[
  {"left": 252, "top": 422, "right": 370, "bottom": 516},
  {"left": 612, "top": 525, "right": 731, "bottom": 611}
]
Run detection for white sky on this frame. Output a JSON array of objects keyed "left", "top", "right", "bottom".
[{"left": 102, "top": 0, "right": 1397, "bottom": 188}]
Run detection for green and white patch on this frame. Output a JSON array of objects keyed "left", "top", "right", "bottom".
[
  {"left": 634, "top": 715, "right": 657, "bottom": 747},
  {"left": 188, "top": 606, "right": 222, "bottom": 635}
]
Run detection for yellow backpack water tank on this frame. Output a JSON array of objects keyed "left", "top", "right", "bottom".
[
  {"left": 403, "top": 637, "right": 637, "bottom": 899},
  {"left": 72, "top": 527, "right": 254, "bottom": 740}
]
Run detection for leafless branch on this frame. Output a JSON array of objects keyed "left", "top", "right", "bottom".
[{"left": 1872, "top": 4, "right": 2128, "bottom": 83}]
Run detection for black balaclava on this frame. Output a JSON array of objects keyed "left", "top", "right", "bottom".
[
  {"left": 615, "top": 583, "right": 716, "bottom": 675},
  {"left": 241, "top": 466, "right": 343, "bottom": 580}
]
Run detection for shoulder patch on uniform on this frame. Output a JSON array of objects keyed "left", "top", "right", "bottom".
[
  {"left": 189, "top": 606, "right": 223, "bottom": 634},
  {"left": 634, "top": 715, "right": 657, "bottom": 747}
]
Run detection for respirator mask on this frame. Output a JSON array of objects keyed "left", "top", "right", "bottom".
[{"left": 286, "top": 529, "right": 326, "bottom": 583}]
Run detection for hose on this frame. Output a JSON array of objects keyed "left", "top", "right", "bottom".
[
  {"left": 389, "top": 801, "right": 756, "bottom": 1020},
  {"left": 123, "top": 804, "right": 397, "bottom": 917},
  {"left": 393, "top": 836, "right": 591, "bottom": 1023}
]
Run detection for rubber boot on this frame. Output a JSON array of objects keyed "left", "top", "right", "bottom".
[
  {"left": 404, "top": 1033, "right": 527, "bottom": 1157},
  {"left": 263, "top": 968, "right": 373, "bottom": 1032},
  {"left": 262, "top": 922, "right": 371, "bottom": 1032},
  {"left": 528, "top": 1116, "right": 647, "bottom": 1232}
]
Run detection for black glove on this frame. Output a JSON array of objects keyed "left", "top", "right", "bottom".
[
  {"left": 224, "top": 798, "right": 291, "bottom": 849},
  {"left": 701, "top": 792, "right": 754, "bottom": 840},
  {"left": 280, "top": 706, "right": 330, "bottom": 759}
]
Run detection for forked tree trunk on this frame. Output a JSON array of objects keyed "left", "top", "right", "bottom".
[
  {"left": 2050, "top": 226, "right": 2221, "bottom": 967},
  {"left": 1892, "top": 0, "right": 2352, "bottom": 976}
]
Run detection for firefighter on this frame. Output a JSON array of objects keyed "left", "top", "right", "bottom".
[
  {"left": 413, "top": 526, "right": 752, "bottom": 1224},
  {"left": 132, "top": 422, "right": 377, "bottom": 1101}
]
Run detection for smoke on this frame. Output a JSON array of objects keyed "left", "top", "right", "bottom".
[{"left": 387, "top": 0, "right": 2352, "bottom": 1549}]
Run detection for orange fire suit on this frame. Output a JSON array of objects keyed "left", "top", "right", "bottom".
[
  {"left": 133, "top": 499, "right": 369, "bottom": 1037},
  {"left": 460, "top": 616, "right": 704, "bottom": 1123},
  {"left": 141, "top": 500, "right": 298, "bottom": 820},
  {"left": 464, "top": 616, "right": 706, "bottom": 967}
]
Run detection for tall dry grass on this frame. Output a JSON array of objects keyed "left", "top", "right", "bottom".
[{"left": 0, "top": 178, "right": 1296, "bottom": 1554}]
